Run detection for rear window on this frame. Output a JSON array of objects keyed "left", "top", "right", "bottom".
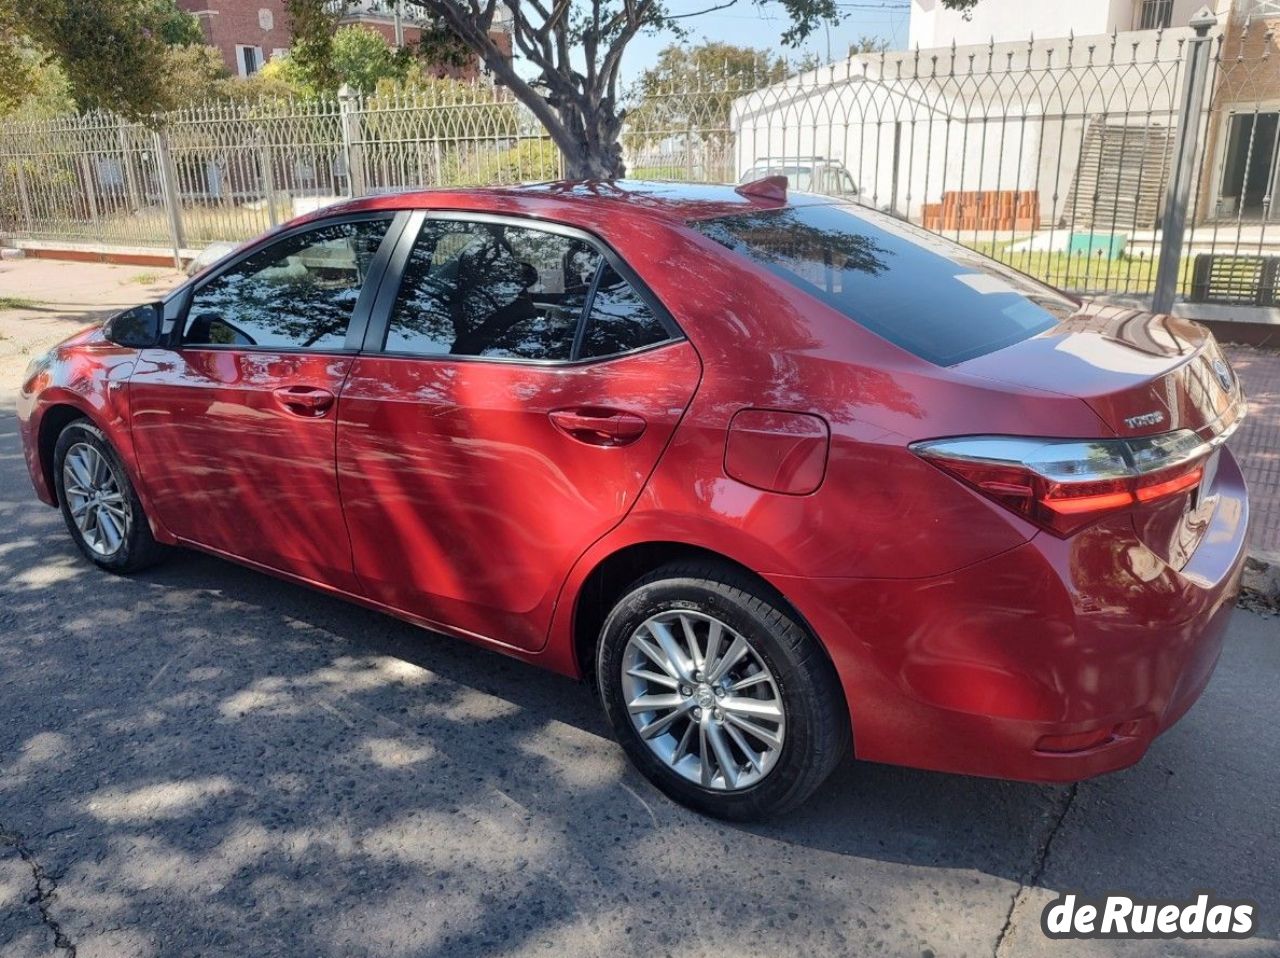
[{"left": 692, "top": 204, "right": 1072, "bottom": 366}]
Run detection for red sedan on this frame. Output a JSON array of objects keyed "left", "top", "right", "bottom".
[{"left": 17, "top": 180, "right": 1249, "bottom": 820}]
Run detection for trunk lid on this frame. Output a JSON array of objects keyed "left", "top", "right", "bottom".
[
  {"left": 956, "top": 303, "right": 1246, "bottom": 568},
  {"left": 958, "top": 304, "right": 1242, "bottom": 440}
]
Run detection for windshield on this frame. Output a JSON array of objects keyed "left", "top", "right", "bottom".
[{"left": 692, "top": 203, "right": 1072, "bottom": 366}]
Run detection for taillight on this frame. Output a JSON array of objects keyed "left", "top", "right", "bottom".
[{"left": 911, "top": 432, "right": 1211, "bottom": 536}]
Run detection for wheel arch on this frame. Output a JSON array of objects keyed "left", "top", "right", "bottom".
[
  {"left": 37, "top": 402, "right": 95, "bottom": 507},
  {"left": 33, "top": 398, "right": 173, "bottom": 546},
  {"left": 568, "top": 541, "right": 845, "bottom": 710}
]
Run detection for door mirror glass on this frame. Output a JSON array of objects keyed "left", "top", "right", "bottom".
[{"left": 104, "top": 303, "right": 163, "bottom": 348}]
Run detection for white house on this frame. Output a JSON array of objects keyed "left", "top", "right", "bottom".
[
  {"left": 730, "top": 0, "right": 1247, "bottom": 237},
  {"left": 908, "top": 0, "right": 1217, "bottom": 50}
]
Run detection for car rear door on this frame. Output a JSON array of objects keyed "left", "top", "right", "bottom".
[
  {"left": 336, "top": 212, "right": 702, "bottom": 652},
  {"left": 129, "top": 212, "right": 404, "bottom": 590}
]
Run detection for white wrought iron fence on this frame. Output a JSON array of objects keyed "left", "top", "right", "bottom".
[
  {"left": 349, "top": 84, "right": 560, "bottom": 195},
  {"left": 6, "top": 12, "right": 1280, "bottom": 309},
  {"left": 0, "top": 80, "right": 559, "bottom": 255}
]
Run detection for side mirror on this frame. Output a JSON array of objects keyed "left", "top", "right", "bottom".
[{"left": 103, "top": 303, "right": 163, "bottom": 348}]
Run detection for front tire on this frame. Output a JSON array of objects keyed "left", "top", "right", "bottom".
[
  {"left": 53, "top": 418, "right": 165, "bottom": 574},
  {"left": 597, "top": 560, "right": 849, "bottom": 820}
]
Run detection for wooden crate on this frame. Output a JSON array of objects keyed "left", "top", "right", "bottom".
[{"left": 921, "top": 190, "right": 1040, "bottom": 232}]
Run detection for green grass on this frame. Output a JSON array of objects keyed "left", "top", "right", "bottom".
[
  {"left": 126, "top": 271, "right": 166, "bottom": 285},
  {"left": 629, "top": 165, "right": 689, "bottom": 180},
  {"left": 0, "top": 296, "right": 39, "bottom": 310},
  {"left": 629, "top": 165, "right": 735, "bottom": 183},
  {"left": 960, "top": 240, "right": 1195, "bottom": 296}
]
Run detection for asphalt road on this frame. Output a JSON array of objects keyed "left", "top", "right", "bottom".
[{"left": 1, "top": 405, "right": 1278, "bottom": 958}]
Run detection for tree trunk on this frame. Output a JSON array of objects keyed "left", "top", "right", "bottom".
[{"left": 558, "top": 101, "right": 627, "bottom": 180}]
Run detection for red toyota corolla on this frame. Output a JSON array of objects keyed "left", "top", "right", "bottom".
[{"left": 17, "top": 180, "right": 1249, "bottom": 819}]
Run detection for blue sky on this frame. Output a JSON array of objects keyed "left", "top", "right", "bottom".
[{"left": 510, "top": 1, "right": 913, "bottom": 86}]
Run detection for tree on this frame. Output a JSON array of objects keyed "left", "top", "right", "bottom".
[
  {"left": 274, "top": 24, "right": 418, "bottom": 96},
  {"left": 383, "top": 0, "right": 981, "bottom": 179},
  {"left": 283, "top": 0, "right": 471, "bottom": 96},
  {"left": 625, "top": 43, "right": 787, "bottom": 153},
  {"left": 0, "top": 38, "right": 73, "bottom": 117},
  {"left": 283, "top": 0, "right": 344, "bottom": 94},
  {"left": 162, "top": 44, "right": 237, "bottom": 108},
  {"left": 849, "top": 35, "right": 888, "bottom": 56},
  {"left": 0, "top": 0, "right": 206, "bottom": 118}
]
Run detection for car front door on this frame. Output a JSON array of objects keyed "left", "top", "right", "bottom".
[
  {"left": 336, "top": 212, "right": 702, "bottom": 652},
  {"left": 129, "top": 213, "right": 403, "bottom": 589}
]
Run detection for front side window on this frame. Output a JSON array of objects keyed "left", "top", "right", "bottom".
[
  {"left": 184, "top": 218, "right": 391, "bottom": 351},
  {"left": 386, "top": 219, "right": 603, "bottom": 361}
]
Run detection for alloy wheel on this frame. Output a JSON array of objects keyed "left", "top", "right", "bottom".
[
  {"left": 62, "top": 442, "right": 131, "bottom": 557},
  {"left": 620, "top": 610, "right": 786, "bottom": 791}
]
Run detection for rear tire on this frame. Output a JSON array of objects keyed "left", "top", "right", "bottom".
[
  {"left": 53, "top": 418, "right": 165, "bottom": 574},
  {"left": 597, "top": 560, "right": 849, "bottom": 820}
]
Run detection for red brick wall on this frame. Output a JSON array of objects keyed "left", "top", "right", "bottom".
[
  {"left": 178, "top": 0, "right": 513, "bottom": 80},
  {"left": 178, "top": 0, "right": 293, "bottom": 74}
]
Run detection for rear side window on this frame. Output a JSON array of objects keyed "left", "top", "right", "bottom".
[
  {"left": 386, "top": 219, "right": 602, "bottom": 361},
  {"left": 692, "top": 204, "right": 1072, "bottom": 365},
  {"left": 580, "top": 264, "right": 670, "bottom": 358}
]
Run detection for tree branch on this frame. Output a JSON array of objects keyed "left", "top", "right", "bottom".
[
  {"left": 409, "top": 0, "right": 575, "bottom": 151},
  {"left": 666, "top": 0, "right": 739, "bottom": 19}
]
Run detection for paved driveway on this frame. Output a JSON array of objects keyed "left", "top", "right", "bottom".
[{"left": 1, "top": 263, "right": 1277, "bottom": 957}]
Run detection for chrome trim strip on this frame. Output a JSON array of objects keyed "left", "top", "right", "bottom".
[{"left": 910, "top": 397, "right": 1247, "bottom": 480}]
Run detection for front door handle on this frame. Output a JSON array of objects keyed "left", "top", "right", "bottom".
[
  {"left": 549, "top": 408, "right": 647, "bottom": 447},
  {"left": 273, "top": 385, "right": 336, "bottom": 417}
]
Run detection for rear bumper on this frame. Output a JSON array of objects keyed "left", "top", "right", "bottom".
[{"left": 768, "top": 450, "right": 1250, "bottom": 783}]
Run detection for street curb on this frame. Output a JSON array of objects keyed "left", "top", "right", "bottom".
[{"left": 1241, "top": 550, "right": 1280, "bottom": 615}]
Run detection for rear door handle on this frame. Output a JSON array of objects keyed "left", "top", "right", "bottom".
[
  {"left": 273, "top": 385, "right": 336, "bottom": 417},
  {"left": 549, "top": 408, "right": 647, "bottom": 446}
]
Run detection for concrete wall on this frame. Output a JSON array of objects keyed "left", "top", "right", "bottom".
[
  {"left": 732, "top": 82, "right": 1062, "bottom": 220},
  {"left": 908, "top": 0, "right": 1225, "bottom": 49},
  {"left": 731, "top": 29, "right": 1192, "bottom": 224},
  {"left": 909, "top": 0, "right": 1115, "bottom": 49}
]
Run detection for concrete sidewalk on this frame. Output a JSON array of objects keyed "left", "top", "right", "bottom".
[
  {"left": 2, "top": 256, "right": 1279, "bottom": 558},
  {"left": 0, "top": 259, "right": 184, "bottom": 389},
  {"left": 1222, "top": 345, "right": 1280, "bottom": 558}
]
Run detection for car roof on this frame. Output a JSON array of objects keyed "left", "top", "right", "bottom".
[{"left": 320, "top": 179, "right": 835, "bottom": 229}]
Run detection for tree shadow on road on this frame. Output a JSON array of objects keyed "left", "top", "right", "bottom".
[{"left": 1, "top": 420, "right": 1276, "bottom": 957}]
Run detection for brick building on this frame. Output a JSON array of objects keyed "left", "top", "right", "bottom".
[
  {"left": 178, "top": 0, "right": 513, "bottom": 80},
  {"left": 1202, "top": 2, "right": 1280, "bottom": 220}
]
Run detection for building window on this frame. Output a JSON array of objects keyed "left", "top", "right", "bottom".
[
  {"left": 1136, "top": 0, "right": 1174, "bottom": 30},
  {"left": 235, "top": 44, "right": 263, "bottom": 76},
  {"left": 1218, "top": 112, "right": 1280, "bottom": 219}
]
